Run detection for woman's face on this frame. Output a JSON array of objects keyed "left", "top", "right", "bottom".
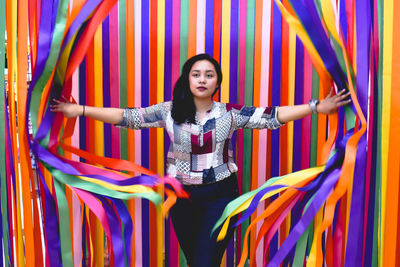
[{"left": 189, "top": 59, "right": 219, "bottom": 101}]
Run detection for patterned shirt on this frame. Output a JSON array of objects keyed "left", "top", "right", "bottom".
[{"left": 117, "top": 101, "right": 283, "bottom": 185}]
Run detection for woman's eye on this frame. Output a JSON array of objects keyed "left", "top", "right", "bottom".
[
  {"left": 207, "top": 74, "right": 214, "bottom": 78},
  {"left": 192, "top": 73, "right": 199, "bottom": 78}
]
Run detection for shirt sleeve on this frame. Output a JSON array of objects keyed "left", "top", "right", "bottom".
[
  {"left": 229, "top": 104, "right": 284, "bottom": 130},
  {"left": 115, "top": 102, "right": 170, "bottom": 129}
]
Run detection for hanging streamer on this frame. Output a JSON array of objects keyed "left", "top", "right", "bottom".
[{"left": 1, "top": 0, "right": 399, "bottom": 266}]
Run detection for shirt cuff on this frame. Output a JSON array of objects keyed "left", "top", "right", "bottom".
[
  {"left": 273, "top": 107, "right": 285, "bottom": 128},
  {"left": 114, "top": 108, "right": 129, "bottom": 128}
]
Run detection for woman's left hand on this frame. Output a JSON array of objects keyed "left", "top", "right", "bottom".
[{"left": 317, "top": 89, "right": 351, "bottom": 115}]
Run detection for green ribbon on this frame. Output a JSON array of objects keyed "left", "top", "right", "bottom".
[
  {"left": 40, "top": 160, "right": 161, "bottom": 267},
  {"left": 292, "top": 192, "right": 317, "bottom": 264},
  {"left": 292, "top": 193, "right": 317, "bottom": 266},
  {"left": 179, "top": 2, "right": 190, "bottom": 266},
  {"left": 119, "top": 0, "right": 128, "bottom": 161},
  {"left": 42, "top": 163, "right": 162, "bottom": 204},
  {"left": 292, "top": 225, "right": 311, "bottom": 265},
  {"left": 310, "top": 67, "right": 319, "bottom": 167},
  {"left": 242, "top": 2, "right": 256, "bottom": 265},
  {"left": 28, "top": 0, "right": 70, "bottom": 264},
  {"left": 180, "top": 0, "right": 189, "bottom": 65},
  {"left": 372, "top": 0, "right": 383, "bottom": 265},
  {"left": 0, "top": 0, "right": 10, "bottom": 263},
  {"left": 213, "top": 175, "right": 287, "bottom": 233},
  {"left": 53, "top": 179, "right": 73, "bottom": 267},
  {"left": 30, "top": 0, "right": 69, "bottom": 138}
]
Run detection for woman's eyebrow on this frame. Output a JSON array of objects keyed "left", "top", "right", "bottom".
[{"left": 191, "top": 69, "right": 215, "bottom": 72}]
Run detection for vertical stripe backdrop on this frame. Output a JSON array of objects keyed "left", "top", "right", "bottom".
[{"left": 1, "top": 0, "right": 399, "bottom": 266}]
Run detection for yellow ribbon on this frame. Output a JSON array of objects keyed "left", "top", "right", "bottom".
[{"left": 217, "top": 166, "right": 325, "bottom": 241}]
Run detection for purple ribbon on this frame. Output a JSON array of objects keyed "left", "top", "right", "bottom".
[
  {"left": 236, "top": 130, "right": 351, "bottom": 227},
  {"left": 293, "top": 39, "right": 304, "bottom": 172},
  {"left": 164, "top": 0, "right": 173, "bottom": 102},
  {"left": 270, "top": 2, "right": 283, "bottom": 255},
  {"left": 364, "top": 9, "right": 379, "bottom": 264},
  {"left": 271, "top": 0, "right": 282, "bottom": 178},
  {"left": 29, "top": 0, "right": 58, "bottom": 91},
  {"left": 98, "top": 196, "right": 125, "bottom": 267},
  {"left": 60, "top": 0, "right": 103, "bottom": 53},
  {"left": 79, "top": 58, "right": 87, "bottom": 160},
  {"left": 344, "top": 135, "right": 367, "bottom": 266},
  {"left": 265, "top": 127, "right": 353, "bottom": 266},
  {"left": 230, "top": 0, "right": 239, "bottom": 165},
  {"left": 32, "top": 142, "right": 158, "bottom": 186},
  {"left": 102, "top": 17, "right": 112, "bottom": 158},
  {"left": 205, "top": 0, "right": 215, "bottom": 55},
  {"left": 339, "top": 0, "right": 348, "bottom": 43},
  {"left": 230, "top": 0, "right": 238, "bottom": 106},
  {"left": 267, "top": 167, "right": 342, "bottom": 266},
  {"left": 291, "top": 0, "right": 347, "bottom": 89},
  {"left": 344, "top": 0, "right": 371, "bottom": 264},
  {"left": 34, "top": 0, "right": 108, "bottom": 144},
  {"left": 34, "top": 107, "right": 56, "bottom": 142},
  {"left": 163, "top": 5, "right": 173, "bottom": 264},
  {"left": 112, "top": 198, "right": 133, "bottom": 264},
  {"left": 164, "top": 3, "right": 173, "bottom": 233},
  {"left": 26, "top": 0, "right": 60, "bottom": 146},
  {"left": 141, "top": 1, "right": 150, "bottom": 265},
  {"left": 37, "top": 169, "right": 62, "bottom": 267}
]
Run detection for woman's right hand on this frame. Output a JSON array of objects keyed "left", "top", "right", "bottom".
[{"left": 50, "top": 98, "right": 83, "bottom": 118}]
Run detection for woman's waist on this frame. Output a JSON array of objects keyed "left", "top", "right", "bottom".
[{"left": 167, "top": 162, "right": 238, "bottom": 185}]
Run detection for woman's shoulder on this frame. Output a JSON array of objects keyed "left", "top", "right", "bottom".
[
  {"left": 223, "top": 102, "right": 245, "bottom": 111},
  {"left": 151, "top": 101, "right": 172, "bottom": 110},
  {"left": 164, "top": 101, "right": 173, "bottom": 111},
  {"left": 208, "top": 102, "right": 244, "bottom": 113}
]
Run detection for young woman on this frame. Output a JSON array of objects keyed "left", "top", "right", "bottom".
[{"left": 51, "top": 53, "right": 350, "bottom": 266}]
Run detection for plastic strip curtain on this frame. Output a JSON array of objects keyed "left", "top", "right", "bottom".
[{"left": 1, "top": 1, "right": 399, "bottom": 267}]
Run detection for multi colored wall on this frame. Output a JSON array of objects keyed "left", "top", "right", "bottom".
[{"left": 0, "top": 0, "right": 399, "bottom": 266}]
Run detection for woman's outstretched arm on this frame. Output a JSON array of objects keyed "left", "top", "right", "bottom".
[
  {"left": 50, "top": 98, "right": 124, "bottom": 124},
  {"left": 277, "top": 89, "right": 351, "bottom": 124}
]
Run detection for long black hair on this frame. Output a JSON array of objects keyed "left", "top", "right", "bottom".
[{"left": 171, "top": 53, "right": 223, "bottom": 124}]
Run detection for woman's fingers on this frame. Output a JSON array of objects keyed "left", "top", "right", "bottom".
[
  {"left": 337, "top": 98, "right": 352, "bottom": 107},
  {"left": 338, "top": 92, "right": 351, "bottom": 103},
  {"left": 331, "top": 90, "right": 350, "bottom": 103},
  {"left": 334, "top": 91, "right": 351, "bottom": 108},
  {"left": 50, "top": 98, "right": 68, "bottom": 113},
  {"left": 338, "top": 90, "right": 350, "bottom": 98},
  {"left": 327, "top": 88, "right": 333, "bottom": 98},
  {"left": 318, "top": 88, "right": 352, "bottom": 115},
  {"left": 335, "top": 89, "right": 346, "bottom": 98}
]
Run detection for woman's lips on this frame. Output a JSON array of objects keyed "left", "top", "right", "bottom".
[{"left": 197, "top": 87, "right": 207, "bottom": 91}]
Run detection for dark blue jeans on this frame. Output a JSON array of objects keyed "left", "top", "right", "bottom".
[{"left": 170, "top": 173, "right": 239, "bottom": 267}]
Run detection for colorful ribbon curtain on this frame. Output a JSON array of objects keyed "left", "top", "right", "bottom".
[{"left": 0, "top": 0, "right": 399, "bottom": 267}]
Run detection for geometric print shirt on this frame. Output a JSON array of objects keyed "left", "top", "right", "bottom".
[{"left": 117, "top": 101, "right": 283, "bottom": 185}]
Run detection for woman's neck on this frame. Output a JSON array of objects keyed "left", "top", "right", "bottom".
[{"left": 194, "top": 98, "right": 214, "bottom": 114}]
